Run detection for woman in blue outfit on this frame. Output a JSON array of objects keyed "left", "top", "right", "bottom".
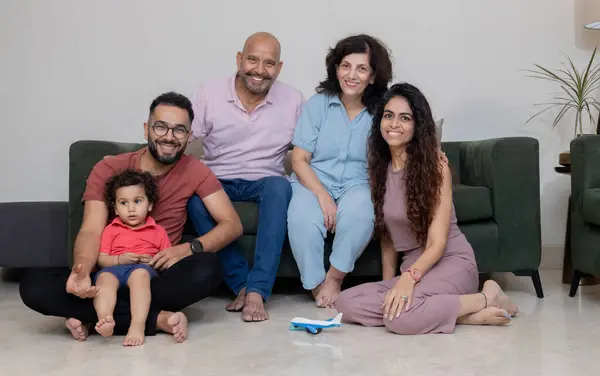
[{"left": 288, "top": 34, "right": 393, "bottom": 307}]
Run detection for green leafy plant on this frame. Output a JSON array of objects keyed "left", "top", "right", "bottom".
[{"left": 525, "top": 46, "right": 600, "bottom": 137}]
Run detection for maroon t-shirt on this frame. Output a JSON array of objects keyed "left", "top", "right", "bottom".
[{"left": 82, "top": 147, "right": 222, "bottom": 245}]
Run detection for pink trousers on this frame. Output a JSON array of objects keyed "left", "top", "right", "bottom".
[{"left": 336, "top": 252, "right": 479, "bottom": 335}]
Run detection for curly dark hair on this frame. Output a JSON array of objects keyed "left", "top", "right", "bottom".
[
  {"left": 368, "top": 83, "right": 442, "bottom": 246},
  {"left": 316, "top": 34, "right": 393, "bottom": 114},
  {"left": 105, "top": 169, "right": 159, "bottom": 209},
  {"left": 150, "top": 91, "right": 194, "bottom": 123}
]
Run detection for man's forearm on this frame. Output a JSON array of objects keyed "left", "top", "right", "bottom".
[
  {"left": 199, "top": 218, "right": 243, "bottom": 253},
  {"left": 73, "top": 231, "right": 101, "bottom": 274}
]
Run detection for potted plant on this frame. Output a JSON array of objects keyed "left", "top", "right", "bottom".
[{"left": 525, "top": 46, "right": 600, "bottom": 165}]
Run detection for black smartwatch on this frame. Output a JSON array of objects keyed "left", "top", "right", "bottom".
[{"left": 190, "top": 239, "right": 204, "bottom": 254}]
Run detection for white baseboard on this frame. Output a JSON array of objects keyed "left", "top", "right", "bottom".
[{"left": 540, "top": 245, "right": 563, "bottom": 270}]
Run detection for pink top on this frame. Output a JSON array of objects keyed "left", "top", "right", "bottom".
[
  {"left": 190, "top": 75, "right": 304, "bottom": 181},
  {"left": 383, "top": 166, "right": 463, "bottom": 253},
  {"left": 99, "top": 216, "right": 172, "bottom": 257}
]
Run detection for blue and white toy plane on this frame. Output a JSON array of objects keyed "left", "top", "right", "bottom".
[{"left": 289, "top": 313, "right": 343, "bottom": 335}]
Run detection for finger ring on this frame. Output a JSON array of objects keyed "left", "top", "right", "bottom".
[{"left": 401, "top": 296, "right": 408, "bottom": 302}]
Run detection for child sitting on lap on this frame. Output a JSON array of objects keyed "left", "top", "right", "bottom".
[{"left": 93, "top": 169, "right": 171, "bottom": 346}]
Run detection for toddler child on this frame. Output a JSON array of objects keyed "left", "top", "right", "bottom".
[{"left": 93, "top": 169, "right": 174, "bottom": 346}]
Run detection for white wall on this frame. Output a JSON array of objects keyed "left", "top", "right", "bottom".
[{"left": 1, "top": 0, "right": 599, "bottom": 247}]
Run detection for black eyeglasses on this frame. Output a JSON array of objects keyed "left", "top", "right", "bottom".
[{"left": 150, "top": 121, "right": 189, "bottom": 139}]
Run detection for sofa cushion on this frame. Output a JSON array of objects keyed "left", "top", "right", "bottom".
[
  {"left": 234, "top": 201, "right": 259, "bottom": 234},
  {"left": 583, "top": 188, "right": 600, "bottom": 226},
  {"left": 233, "top": 184, "right": 493, "bottom": 235},
  {"left": 453, "top": 184, "right": 493, "bottom": 223}
]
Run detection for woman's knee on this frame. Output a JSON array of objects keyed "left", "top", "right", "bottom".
[
  {"left": 334, "top": 290, "right": 354, "bottom": 317},
  {"left": 383, "top": 314, "right": 429, "bottom": 335},
  {"left": 287, "top": 202, "right": 324, "bottom": 236},
  {"left": 335, "top": 287, "right": 371, "bottom": 323}
]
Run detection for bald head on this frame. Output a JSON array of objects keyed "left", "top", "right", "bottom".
[
  {"left": 242, "top": 32, "right": 281, "bottom": 60},
  {"left": 236, "top": 32, "right": 283, "bottom": 96}
]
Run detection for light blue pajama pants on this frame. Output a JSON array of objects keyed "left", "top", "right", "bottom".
[{"left": 287, "top": 182, "right": 375, "bottom": 290}]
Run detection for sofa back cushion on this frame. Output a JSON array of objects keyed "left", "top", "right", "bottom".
[{"left": 68, "top": 141, "right": 145, "bottom": 265}]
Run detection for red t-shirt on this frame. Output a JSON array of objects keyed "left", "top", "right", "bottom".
[
  {"left": 100, "top": 216, "right": 171, "bottom": 257},
  {"left": 82, "top": 147, "right": 222, "bottom": 245}
]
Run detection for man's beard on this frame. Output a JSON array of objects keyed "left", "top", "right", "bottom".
[
  {"left": 240, "top": 71, "right": 273, "bottom": 95},
  {"left": 148, "top": 138, "right": 184, "bottom": 165}
]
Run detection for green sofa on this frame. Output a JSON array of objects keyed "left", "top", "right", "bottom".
[
  {"left": 68, "top": 137, "right": 543, "bottom": 297},
  {"left": 568, "top": 135, "right": 600, "bottom": 296}
]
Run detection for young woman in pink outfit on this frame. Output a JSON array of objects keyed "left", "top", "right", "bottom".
[{"left": 335, "top": 83, "right": 519, "bottom": 335}]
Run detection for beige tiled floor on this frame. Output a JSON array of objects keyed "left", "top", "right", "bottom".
[{"left": 1, "top": 270, "right": 599, "bottom": 375}]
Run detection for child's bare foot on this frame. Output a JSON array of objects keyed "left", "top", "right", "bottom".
[
  {"left": 94, "top": 316, "right": 115, "bottom": 337},
  {"left": 157, "top": 311, "right": 188, "bottom": 343},
  {"left": 226, "top": 287, "right": 246, "bottom": 312},
  {"left": 123, "top": 322, "right": 145, "bottom": 347},
  {"left": 482, "top": 280, "right": 519, "bottom": 316},
  {"left": 65, "top": 318, "right": 88, "bottom": 341},
  {"left": 319, "top": 276, "right": 343, "bottom": 309},
  {"left": 242, "top": 292, "right": 268, "bottom": 322},
  {"left": 459, "top": 307, "right": 512, "bottom": 326}
]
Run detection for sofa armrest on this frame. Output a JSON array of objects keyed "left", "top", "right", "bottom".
[
  {"left": 460, "top": 137, "right": 541, "bottom": 270},
  {"left": 569, "top": 135, "right": 600, "bottom": 274},
  {"left": 570, "top": 135, "right": 600, "bottom": 191},
  {"left": 0, "top": 202, "right": 69, "bottom": 267}
]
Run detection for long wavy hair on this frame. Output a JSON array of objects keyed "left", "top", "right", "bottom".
[{"left": 368, "top": 83, "right": 443, "bottom": 245}]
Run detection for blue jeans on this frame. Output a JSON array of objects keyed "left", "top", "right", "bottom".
[{"left": 187, "top": 176, "right": 292, "bottom": 301}]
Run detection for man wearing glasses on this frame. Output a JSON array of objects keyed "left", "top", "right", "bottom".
[
  {"left": 19, "top": 92, "right": 243, "bottom": 342},
  {"left": 187, "top": 32, "right": 304, "bottom": 322}
]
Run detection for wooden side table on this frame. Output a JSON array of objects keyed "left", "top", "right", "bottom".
[{"left": 555, "top": 165, "right": 599, "bottom": 285}]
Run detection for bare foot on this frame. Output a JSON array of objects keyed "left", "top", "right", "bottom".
[
  {"left": 157, "top": 311, "right": 188, "bottom": 343},
  {"left": 94, "top": 316, "right": 115, "bottom": 337},
  {"left": 123, "top": 322, "right": 145, "bottom": 347},
  {"left": 459, "top": 307, "right": 511, "bottom": 326},
  {"left": 311, "top": 283, "right": 324, "bottom": 307},
  {"left": 482, "top": 280, "right": 519, "bottom": 316},
  {"left": 65, "top": 318, "right": 88, "bottom": 341},
  {"left": 226, "top": 287, "right": 246, "bottom": 312},
  {"left": 319, "top": 276, "right": 343, "bottom": 309},
  {"left": 242, "top": 292, "right": 268, "bottom": 322}
]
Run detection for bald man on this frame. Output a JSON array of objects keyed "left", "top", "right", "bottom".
[{"left": 187, "top": 32, "right": 304, "bottom": 321}]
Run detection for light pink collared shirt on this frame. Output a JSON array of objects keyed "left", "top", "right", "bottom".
[{"left": 190, "top": 75, "right": 304, "bottom": 181}]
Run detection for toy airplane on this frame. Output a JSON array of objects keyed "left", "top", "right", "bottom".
[
  {"left": 289, "top": 313, "right": 343, "bottom": 335},
  {"left": 585, "top": 21, "right": 600, "bottom": 30}
]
